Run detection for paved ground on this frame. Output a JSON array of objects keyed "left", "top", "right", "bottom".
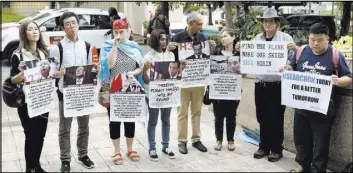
[{"left": 1, "top": 45, "right": 298, "bottom": 172}]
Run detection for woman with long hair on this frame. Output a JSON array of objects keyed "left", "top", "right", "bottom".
[
  {"left": 10, "top": 20, "right": 51, "bottom": 172},
  {"left": 142, "top": 29, "right": 176, "bottom": 161}
]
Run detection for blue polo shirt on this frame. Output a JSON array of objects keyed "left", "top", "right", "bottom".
[{"left": 171, "top": 28, "right": 208, "bottom": 61}]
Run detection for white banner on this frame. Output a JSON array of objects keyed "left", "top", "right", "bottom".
[
  {"left": 240, "top": 41, "right": 288, "bottom": 75},
  {"left": 63, "top": 65, "right": 98, "bottom": 117},
  {"left": 281, "top": 71, "right": 333, "bottom": 115},
  {"left": 109, "top": 73, "right": 146, "bottom": 122},
  {"left": 209, "top": 55, "right": 242, "bottom": 100},
  {"left": 24, "top": 58, "right": 58, "bottom": 118},
  {"left": 149, "top": 81, "right": 181, "bottom": 108}
]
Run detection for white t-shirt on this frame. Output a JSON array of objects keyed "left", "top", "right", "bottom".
[{"left": 144, "top": 49, "right": 175, "bottom": 98}]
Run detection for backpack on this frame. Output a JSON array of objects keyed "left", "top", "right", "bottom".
[
  {"left": 55, "top": 41, "right": 91, "bottom": 100},
  {"left": 296, "top": 45, "right": 339, "bottom": 75},
  {"left": 148, "top": 15, "right": 168, "bottom": 34},
  {"left": 2, "top": 53, "right": 25, "bottom": 108}
]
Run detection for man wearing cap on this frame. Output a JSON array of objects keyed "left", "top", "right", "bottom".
[{"left": 236, "top": 8, "right": 297, "bottom": 162}]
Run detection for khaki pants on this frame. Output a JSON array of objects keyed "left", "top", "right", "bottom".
[{"left": 177, "top": 86, "right": 205, "bottom": 143}]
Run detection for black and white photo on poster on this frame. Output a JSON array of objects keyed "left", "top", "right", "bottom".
[
  {"left": 148, "top": 61, "right": 181, "bottom": 108},
  {"left": 109, "top": 73, "right": 146, "bottom": 122},
  {"left": 23, "top": 58, "right": 58, "bottom": 118},
  {"left": 63, "top": 65, "right": 99, "bottom": 117},
  {"left": 209, "top": 55, "right": 242, "bottom": 100},
  {"left": 178, "top": 40, "right": 211, "bottom": 87}
]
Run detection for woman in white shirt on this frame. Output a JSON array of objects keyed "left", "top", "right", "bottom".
[{"left": 143, "top": 29, "right": 176, "bottom": 161}]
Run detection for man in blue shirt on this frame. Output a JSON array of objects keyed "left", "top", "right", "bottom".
[{"left": 281, "top": 23, "right": 352, "bottom": 172}]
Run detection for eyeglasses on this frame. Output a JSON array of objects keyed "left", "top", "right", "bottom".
[
  {"left": 193, "top": 21, "right": 203, "bottom": 27},
  {"left": 64, "top": 21, "right": 77, "bottom": 28}
]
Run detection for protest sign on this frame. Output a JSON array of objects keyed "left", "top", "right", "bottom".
[
  {"left": 209, "top": 56, "right": 242, "bottom": 100},
  {"left": 24, "top": 58, "right": 58, "bottom": 118},
  {"left": 148, "top": 61, "right": 181, "bottom": 108},
  {"left": 63, "top": 65, "right": 98, "bottom": 117},
  {"left": 240, "top": 41, "right": 288, "bottom": 75},
  {"left": 110, "top": 73, "right": 146, "bottom": 122},
  {"left": 178, "top": 40, "right": 210, "bottom": 87},
  {"left": 281, "top": 71, "right": 333, "bottom": 115}
]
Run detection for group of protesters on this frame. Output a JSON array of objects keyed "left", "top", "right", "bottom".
[{"left": 9, "top": 6, "right": 352, "bottom": 173}]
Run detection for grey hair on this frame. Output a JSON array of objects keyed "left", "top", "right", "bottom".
[{"left": 186, "top": 12, "right": 201, "bottom": 23}]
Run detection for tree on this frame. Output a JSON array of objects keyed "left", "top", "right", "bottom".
[
  {"left": 224, "top": 2, "right": 233, "bottom": 28},
  {"left": 339, "top": 2, "right": 352, "bottom": 37},
  {"left": 206, "top": 4, "right": 213, "bottom": 25}
]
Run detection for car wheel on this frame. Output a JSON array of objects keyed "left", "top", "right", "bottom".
[{"left": 5, "top": 43, "right": 19, "bottom": 65}]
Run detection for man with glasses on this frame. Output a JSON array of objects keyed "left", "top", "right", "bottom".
[
  {"left": 168, "top": 12, "right": 216, "bottom": 155},
  {"left": 49, "top": 11, "right": 94, "bottom": 173}
]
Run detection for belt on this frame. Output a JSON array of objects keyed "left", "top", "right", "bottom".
[{"left": 256, "top": 81, "right": 281, "bottom": 87}]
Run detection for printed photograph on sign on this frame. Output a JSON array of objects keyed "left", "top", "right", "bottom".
[
  {"left": 209, "top": 55, "right": 242, "bottom": 100},
  {"left": 63, "top": 65, "right": 98, "bottom": 88},
  {"left": 24, "top": 58, "right": 59, "bottom": 84},
  {"left": 210, "top": 56, "right": 240, "bottom": 74},
  {"left": 110, "top": 73, "right": 145, "bottom": 94},
  {"left": 150, "top": 61, "right": 182, "bottom": 81},
  {"left": 178, "top": 40, "right": 210, "bottom": 60}
]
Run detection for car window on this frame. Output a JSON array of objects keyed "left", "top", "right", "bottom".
[
  {"left": 92, "top": 15, "right": 111, "bottom": 30},
  {"left": 41, "top": 17, "right": 62, "bottom": 32},
  {"left": 78, "top": 14, "right": 96, "bottom": 30}
]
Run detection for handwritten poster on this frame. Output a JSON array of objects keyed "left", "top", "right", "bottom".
[
  {"left": 148, "top": 61, "right": 181, "bottom": 108},
  {"left": 281, "top": 71, "right": 333, "bottom": 115},
  {"left": 209, "top": 55, "right": 242, "bottom": 100},
  {"left": 240, "top": 41, "right": 288, "bottom": 75}
]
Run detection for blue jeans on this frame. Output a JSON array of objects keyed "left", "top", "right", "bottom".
[{"left": 146, "top": 98, "right": 172, "bottom": 151}]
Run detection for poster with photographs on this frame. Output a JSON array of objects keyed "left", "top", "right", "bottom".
[
  {"left": 209, "top": 56, "right": 242, "bottom": 100},
  {"left": 148, "top": 61, "right": 181, "bottom": 108},
  {"left": 178, "top": 40, "right": 210, "bottom": 87},
  {"left": 23, "top": 58, "right": 59, "bottom": 118},
  {"left": 110, "top": 73, "right": 146, "bottom": 122},
  {"left": 63, "top": 65, "right": 98, "bottom": 117},
  {"left": 240, "top": 41, "right": 288, "bottom": 75}
]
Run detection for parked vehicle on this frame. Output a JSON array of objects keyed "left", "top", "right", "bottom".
[
  {"left": 283, "top": 14, "right": 338, "bottom": 45},
  {"left": 1, "top": 8, "right": 133, "bottom": 63}
]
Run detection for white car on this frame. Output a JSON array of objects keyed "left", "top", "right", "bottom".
[{"left": 1, "top": 8, "right": 132, "bottom": 63}]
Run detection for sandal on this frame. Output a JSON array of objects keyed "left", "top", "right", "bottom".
[
  {"left": 214, "top": 141, "right": 222, "bottom": 151},
  {"left": 228, "top": 141, "right": 235, "bottom": 151},
  {"left": 112, "top": 153, "right": 123, "bottom": 165},
  {"left": 126, "top": 150, "right": 140, "bottom": 162}
]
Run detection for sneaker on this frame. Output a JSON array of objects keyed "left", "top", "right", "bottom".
[
  {"left": 268, "top": 152, "right": 283, "bottom": 162},
  {"left": 149, "top": 149, "right": 159, "bottom": 161},
  {"left": 178, "top": 142, "right": 188, "bottom": 154},
  {"left": 78, "top": 155, "right": 94, "bottom": 169},
  {"left": 60, "top": 161, "right": 70, "bottom": 173},
  {"left": 253, "top": 148, "right": 269, "bottom": 159},
  {"left": 192, "top": 141, "right": 208, "bottom": 152},
  {"left": 162, "top": 148, "right": 176, "bottom": 159}
]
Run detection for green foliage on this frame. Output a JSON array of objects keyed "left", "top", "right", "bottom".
[
  {"left": 141, "top": 19, "right": 148, "bottom": 29},
  {"left": 207, "top": 35, "right": 221, "bottom": 47},
  {"left": 1, "top": 11, "right": 24, "bottom": 24},
  {"left": 233, "top": 13, "right": 262, "bottom": 41},
  {"left": 185, "top": 4, "right": 206, "bottom": 12}
]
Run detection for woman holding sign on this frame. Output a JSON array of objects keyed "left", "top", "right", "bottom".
[
  {"left": 210, "top": 28, "right": 241, "bottom": 151},
  {"left": 99, "top": 18, "right": 144, "bottom": 165},
  {"left": 143, "top": 29, "right": 176, "bottom": 161},
  {"left": 9, "top": 20, "right": 51, "bottom": 172}
]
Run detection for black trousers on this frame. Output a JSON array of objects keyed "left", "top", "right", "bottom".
[
  {"left": 107, "top": 108, "right": 135, "bottom": 139},
  {"left": 213, "top": 100, "right": 240, "bottom": 142},
  {"left": 255, "top": 81, "right": 286, "bottom": 154},
  {"left": 18, "top": 104, "right": 48, "bottom": 170}
]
